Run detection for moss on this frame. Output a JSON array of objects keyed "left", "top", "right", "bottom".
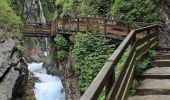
[{"left": 41, "top": 0, "right": 55, "bottom": 22}]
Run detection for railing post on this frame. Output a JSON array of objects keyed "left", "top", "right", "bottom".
[
  {"left": 126, "top": 23, "right": 130, "bottom": 34},
  {"left": 131, "top": 33, "right": 136, "bottom": 46},
  {"left": 56, "top": 19, "right": 58, "bottom": 35},
  {"left": 62, "top": 18, "right": 64, "bottom": 33},
  {"left": 69, "top": 18, "right": 71, "bottom": 34},
  {"left": 105, "top": 68, "right": 115, "bottom": 100},
  {"left": 147, "top": 30, "right": 150, "bottom": 35},
  {"left": 104, "top": 19, "right": 106, "bottom": 39},
  {"left": 77, "top": 18, "right": 79, "bottom": 32},
  {"left": 86, "top": 17, "right": 89, "bottom": 32}
]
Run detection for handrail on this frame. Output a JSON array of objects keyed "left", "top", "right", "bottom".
[
  {"left": 22, "top": 17, "right": 159, "bottom": 99},
  {"left": 80, "top": 24, "right": 158, "bottom": 100},
  {"left": 23, "top": 17, "right": 152, "bottom": 37}
]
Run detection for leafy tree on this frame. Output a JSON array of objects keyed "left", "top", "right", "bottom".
[
  {"left": 109, "top": 0, "right": 163, "bottom": 24},
  {"left": 73, "top": 32, "right": 115, "bottom": 92}
]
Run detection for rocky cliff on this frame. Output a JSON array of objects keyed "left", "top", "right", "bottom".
[{"left": 0, "top": 38, "right": 29, "bottom": 100}]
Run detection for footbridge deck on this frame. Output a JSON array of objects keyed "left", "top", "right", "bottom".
[
  {"left": 23, "top": 17, "right": 151, "bottom": 38},
  {"left": 23, "top": 17, "right": 159, "bottom": 100}
]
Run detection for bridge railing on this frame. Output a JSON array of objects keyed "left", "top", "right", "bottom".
[
  {"left": 80, "top": 24, "right": 158, "bottom": 100},
  {"left": 23, "top": 23, "right": 51, "bottom": 36},
  {"left": 23, "top": 17, "right": 152, "bottom": 37},
  {"left": 53, "top": 17, "right": 152, "bottom": 38}
]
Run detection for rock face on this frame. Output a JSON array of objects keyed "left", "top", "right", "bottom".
[
  {"left": 159, "top": 1, "right": 170, "bottom": 48},
  {"left": 45, "top": 38, "right": 81, "bottom": 100},
  {"left": 0, "top": 38, "right": 29, "bottom": 100},
  {"left": 22, "top": 37, "right": 46, "bottom": 63}
]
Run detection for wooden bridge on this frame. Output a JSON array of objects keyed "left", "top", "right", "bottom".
[
  {"left": 80, "top": 24, "right": 159, "bottom": 100},
  {"left": 23, "top": 17, "right": 161, "bottom": 100},
  {"left": 23, "top": 17, "right": 151, "bottom": 38}
]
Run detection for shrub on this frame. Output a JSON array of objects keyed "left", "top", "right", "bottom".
[
  {"left": 0, "top": 0, "right": 22, "bottom": 34},
  {"left": 54, "top": 34, "right": 68, "bottom": 61},
  {"left": 73, "top": 32, "right": 115, "bottom": 92},
  {"left": 109, "top": 0, "right": 163, "bottom": 24}
]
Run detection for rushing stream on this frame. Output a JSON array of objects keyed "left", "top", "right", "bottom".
[
  {"left": 27, "top": 0, "right": 66, "bottom": 100},
  {"left": 28, "top": 63, "right": 66, "bottom": 100}
]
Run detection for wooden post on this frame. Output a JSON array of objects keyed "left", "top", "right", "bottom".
[
  {"left": 147, "top": 30, "right": 150, "bottom": 35},
  {"left": 105, "top": 68, "right": 115, "bottom": 99},
  {"left": 77, "top": 18, "right": 79, "bottom": 32},
  {"left": 56, "top": 19, "right": 58, "bottom": 35},
  {"left": 126, "top": 23, "right": 130, "bottom": 34},
  {"left": 86, "top": 17, "right": 89, "bottom": 32},
  {"left": 62, "top": 18, "right": 64, "bottom": 33},
  {"left": 104, "top": 19, "right": 106, "bottom": 39},
  {"left": 131, "top": 34, "right": 136, "bottom": 46},
  {"left": 69, "top": 18, "right": 71, "bottom": 34},
  {"left": 50, "top": 21, "right": 52, "bottom": 36}
]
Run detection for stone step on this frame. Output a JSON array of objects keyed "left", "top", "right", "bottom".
[
  {"left": 151, "top": 60, "right": 170, "bottom": 67},
  {"left": 136, "top": 79, "right": 170, "bottom": 95},
  {"left": 139, "top": 67, "right": 170, "bottom": 79},
  {"left": 128, "top": 95, "right": 170, "bottom": 100},
  {"left": 155, "top": 54, "right": 170, "bottom": 60}
]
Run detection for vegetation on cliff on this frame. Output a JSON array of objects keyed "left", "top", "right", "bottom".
[
  {"left": 73, "top": 32, "right": 115, "bottom": 92},
  {"left": 54, "top": 0, "right": 163, "bottom": 24},
  {"left": 109, "top": 0, "right": 163, "bottom": 24},
  {"left": 54, "top": 34, "right": 68, "bottom": 61},
  {"left": 0, "top": 0, "right": 22, "bottom": 38}
]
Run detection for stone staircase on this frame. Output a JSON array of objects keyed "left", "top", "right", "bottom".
[{"left": 129, "top": 49, "right": 170, "bottom": 100}]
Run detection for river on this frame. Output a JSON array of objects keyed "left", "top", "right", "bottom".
[{"left": 27, "top": 0, "right": 66, "bottom": 100}]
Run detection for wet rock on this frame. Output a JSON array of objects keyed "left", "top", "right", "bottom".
[
  {"left": 0, "top": 38, "right": 30, "bottom": 100},
  {"left": 0, "top": 38, "right": 16, "bottom": 78},
  {"left": 0, "top": 67, "right": 19, "bottom": 100},
  {"left": 22, "top": 73, "right": 36, "bottom": 100}
]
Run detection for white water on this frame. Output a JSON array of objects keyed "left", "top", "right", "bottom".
[
  {"left": 38, "top": 0, "right": 48, "bottom": 54},
  {"left": 44, "top": 51, "right": 47, "bottom": 57},
  {"left": 38, "top": 0, "right": 46, "bottom": 24},
  {"left": 28, "top": 63, "right": 66, "bottom": 100},
  {"left": 27, "top": 1, "right": 66, "bottom": 99}
]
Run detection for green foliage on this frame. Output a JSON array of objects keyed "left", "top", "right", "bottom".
[
  {"left": 54, "top": 34, "right": 68, "bottom": 61},
  {"left": 0, "top": 0, "right": 22, "bottom": 36},
  {"left": 129, "top": 50, "right": 156, "bottom": 95},
  {"left": 41, "top": 0, "right": 55, "bottom": 21},
  {"left": 129, "top": 79, "right": 140, "bottom": 95},
  {"left": 55, "top": 0, "right": 112, "bottom": 17},
  {"left": 54, "top": 34, "right": 68, "bottom": 50},
  {"left": 73, "top": 32, "right": 115, "bottom": 92},
  {"left": 16, "top": 44, "right": 26, "bottom": 53},
  {"left": 109, "top": 0, "right": 163, "bottom": 24},
  {"left": 115, "top": 46, "right": 131, "bottom": 77},
  {"left": 55, "top": 0, "right": 79, "bottom": 17},
  {"left": 136, "top": 50, "right": 156, "bottom": 74}
]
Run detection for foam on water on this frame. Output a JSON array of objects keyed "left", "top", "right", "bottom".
[
  {"left": 44, "top": 51, "right": 47, "bottom": 57},
  {"left": 28, "top": 63, "right": 66, "bottom": 100}
]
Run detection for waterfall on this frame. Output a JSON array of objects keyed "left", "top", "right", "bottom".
[
  {"left": 38, "top": 0, "right": 48, "bottom": 56},
  {"left": 27, "top": 0, "right": 66, "bottom": 100},
  {"left": 38, "top": 0, "right": 46, "bottom": 24}
]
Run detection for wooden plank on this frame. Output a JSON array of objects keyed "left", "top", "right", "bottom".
[
  {"left": 137, "top": 32, "right": 157, "bottom": 43},
  {"left": 134, "top": 25, "right": 157, "bottom": 33},
  {"left": 108, "top": 30, "right": 135, "bottom": 62},
  {"left": 116, "top": 51, "right": 136, "bottom": 100},
  {"left": 136, "top": 37, "right": 158, "bottom": 57},
  {"left": 80, "top": 62, "right": 114, "bottom": 100},
  {"left": 105, "top": 70, "right": 115, "bottom": 98}
]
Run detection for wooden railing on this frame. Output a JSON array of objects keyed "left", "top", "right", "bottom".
[
  {"left": 55, "top": 17, "right": 151, "bottom": 38},
  {"left": 23, "top": 17, "right": 151, "bottom": 38},
  {"left": 80, "top": 25, "right": 158, "bottom": 100}
]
